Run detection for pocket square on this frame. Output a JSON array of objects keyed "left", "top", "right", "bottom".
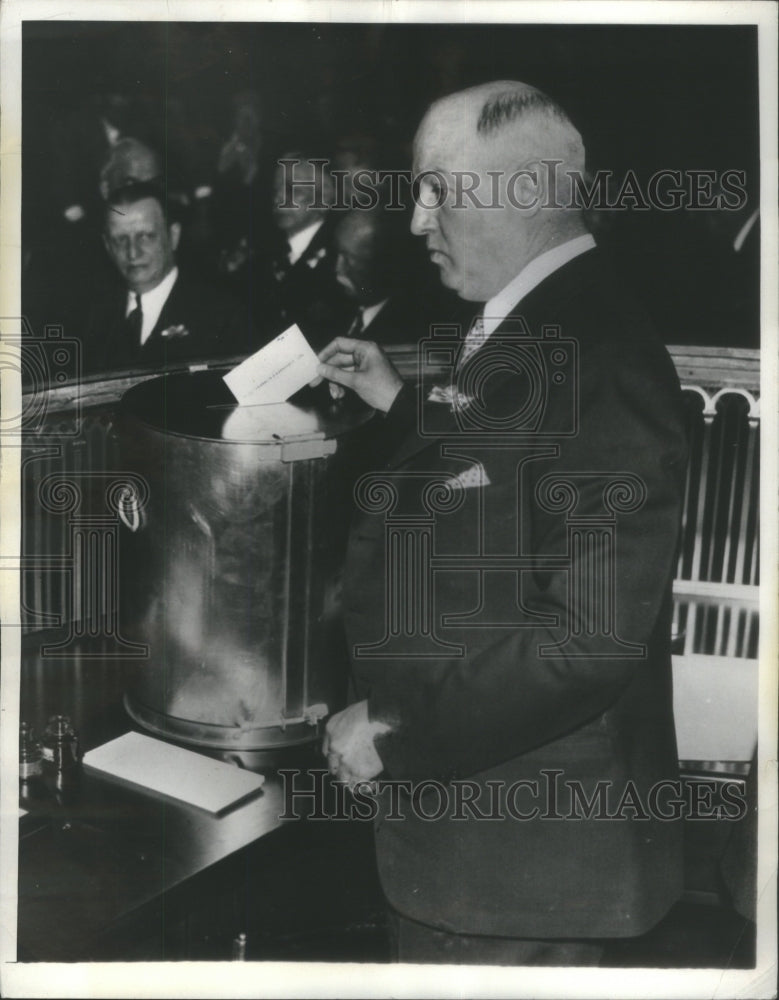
[
  {"left": 160, "top": 324, "right": 190, "bottom": 339},
  {"left": 445, "top": 463, "right": 490, "bottom": 490}
]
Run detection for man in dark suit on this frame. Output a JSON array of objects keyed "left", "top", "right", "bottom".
[
  {"left": 82, "top": 181, "right": 254, "bottom": 376},
  {"left": 333, "top": 207, "right": 462, "bottom": 349},
  {"left": 317, "top": 81, "right": 688, "bottom": 965},
  {"left": 23, "top": 92, "right": 146, "bottom": 345},
  {"left": 252, "top": 152, "right": 351, "bottom": 350}
]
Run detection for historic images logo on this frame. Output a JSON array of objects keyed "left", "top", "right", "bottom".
[{"left": 280, "top": 769, "right": 748, "bottom": 824}]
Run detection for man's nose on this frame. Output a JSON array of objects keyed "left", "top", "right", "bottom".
[
  {"left": 126, "top": 238, "right": 143, "bottom": 261},
  {"left": 410, "top": 200, "right": 435, "bottom": 237}
]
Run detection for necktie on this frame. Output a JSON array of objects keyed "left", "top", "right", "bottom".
[
  {"left": 457, "top": 314, "right": 488, "bottom": 369},
  {"left": 429, "top": 313, "right": 486, "bottom": 405},
  {"left": 126, "top": 292, "right": 143, "bottom": 344},
  {"left": 346, "top": 308, "right": 365, "bottom": 339}
]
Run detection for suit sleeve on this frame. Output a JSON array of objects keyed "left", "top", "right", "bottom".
[
  {"left": 375, "top": 381, "right": 419, "bottom": 457},
  {"left": 366, "top": 335, "right": 688, "bottom": 781}
]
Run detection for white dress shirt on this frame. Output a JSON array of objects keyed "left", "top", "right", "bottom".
[
  {"left": 481, "top": 233, "right": 596, "bottom": 340},
  {"left": 125, "top": 266, "right": 179, "bottom": 345},
  {"left": 361, "top": 298, "right": 389, "bottom": 332},
  {"left": 287, "top": 220, "right": 324, "bottom": 265}
]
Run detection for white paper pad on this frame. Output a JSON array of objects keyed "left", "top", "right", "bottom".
[
  {"left": 83, "top": 731, "right": 265, "bottom": 813},
  {"left": 223, "top": 324, "right": 319, "bottom": 405}
]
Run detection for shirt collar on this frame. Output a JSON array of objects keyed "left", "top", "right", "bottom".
[
  {"left": 287, "top": 220, "right": 324, "bottom": 265},
  {"left": 482, "top": 234, "right": 596, "bottom": 339},
  {"left": 733, "top": 208, "right": 759, "bottom": 254},
  {"left": 360, "top": 298, "right": 389, "bottom": 330},
  {"left": 101, "top": 117, "right": 121, "bottom": 147},
  {"left": 126, "top": 266, "right": 179, "bottom": 344}
]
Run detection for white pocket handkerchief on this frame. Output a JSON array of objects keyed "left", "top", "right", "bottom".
[
  {"left": 446, "top": 463, "right": 490, "bottom": 490},
  {"left": 427, "top": 383, "right": 474, "bottom": 410}
]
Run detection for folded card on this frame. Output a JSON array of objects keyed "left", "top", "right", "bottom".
[{"left": 223, "top": 324, "right": 319, "bottom": 405}]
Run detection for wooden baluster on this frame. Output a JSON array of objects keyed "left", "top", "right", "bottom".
[
  {"left": 731, "top": 606, "right": 745, "bottom": 659},
  {"left": 676, "top": 406, "right": 697, "bottom": 581},
  {"left": 705, "top": 402, "right": 727, "bottom": 584},
  {"left": 716, "top": 404, "right": 737, "bottom": 655},
  {"left": 713, "top": 601, "right": 726, "bottom": 656},
  {"left": 720, "top": 400, "right": 745, "bottom": 584},
  {"left": 685, "top": 600, "right": 697, "bottom": 656},
  {"left": 735, "top": 419, "right": 758, "bottom": 585},
  {"left": 690, "top": 411, "right": 714, "bottom": 584},
  {"left": 750, "top": 610, "right": 759, "bottom": 658},
  {"left": 748, "top": 446, "right": 759, "bottom": 589}
]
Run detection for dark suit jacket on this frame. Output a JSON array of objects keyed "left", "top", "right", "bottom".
[
  {"left": 352, "top": 293, "right": 446, "bottom": 349},
  {"left": 252, "top": 217, "right": 352, "bottom": 351},
  {"left": 82, "top": 270, "right": 256, "bottom": 377},
  {"left": 340, "top": 279, "right": 475, "bottom": 353},
  {"left": 343, "top": 249, "right": 688, "bottom": 939}
]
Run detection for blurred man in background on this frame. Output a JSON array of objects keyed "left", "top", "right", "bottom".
[
  {"left": 82, "top": 181, "right": 254, "bottom": 375},
  {"left": 333, "top": 207, "right": 433, "bottom": 347},
  {"left": 253, "top": 151, "right": 351, "bottom": 349}
]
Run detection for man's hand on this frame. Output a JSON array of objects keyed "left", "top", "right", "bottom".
[
  {"left": 312, "top": 337, "right": 404, "bottom": 413},
  {"left": 322, "top": 700, "right": 391, "bottom": 787}
]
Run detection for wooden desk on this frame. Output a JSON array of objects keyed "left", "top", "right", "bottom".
[
  {"left": 19, "top": 774, "right": 288, "bottom": 961},
  {"left": 17, "top": 638, "right": 378, "bottom": 962}
]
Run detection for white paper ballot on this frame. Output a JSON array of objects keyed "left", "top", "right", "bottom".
[
  {"left": 223, "top": 324, "right": 319, "bottom": 405},
  {"left": 83, "top": 731, "right": 265, "bottom": 813}
]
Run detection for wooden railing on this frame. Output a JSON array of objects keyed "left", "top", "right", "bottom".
[
  {"left": 19, "top": 346, "right": 760, "bottom": 767},
  {"left": 664, "top": 348, "right": 760, "bottom": 769}
]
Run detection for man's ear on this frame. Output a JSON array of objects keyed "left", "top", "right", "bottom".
[
  {"left": 507, "top": 159, "right": 544, "bottom": 217},
  {"left": 102, "top": 233, "right": 112, "bottom": 256},
  {"left": 169, "top": 221, "right": 182, "bottom": 252}
]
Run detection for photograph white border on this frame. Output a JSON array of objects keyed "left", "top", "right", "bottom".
[{"left": 1, "top": 2, "right": 776, "bottom": 997}]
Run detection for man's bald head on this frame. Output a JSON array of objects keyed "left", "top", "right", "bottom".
[
  {"left": 418, "top": 81, "right": 585, "bottom": 182},
  {"left": 411, "top": 81, "right": 588, "bottom": 301}
]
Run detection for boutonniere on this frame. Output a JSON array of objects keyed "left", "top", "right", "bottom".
[
  {"left": 160, "top": 324, "right": 190, "bottom": 340},
  {"left": 306, "top": 247, "right": 328, "bottom": 269},
  {"left": 427, "top": 383, "right": 474, "bottom": 412}
]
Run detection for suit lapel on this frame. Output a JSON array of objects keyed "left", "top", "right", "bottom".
[
  {"left": 386, "top": 249, "right": 600, "bottom": 470},
  {"left": 142, "top": 273, "right": 181, "bottom": 349},
  {"left": 288, "top": 218, "right": 330, "bottom": 276}
]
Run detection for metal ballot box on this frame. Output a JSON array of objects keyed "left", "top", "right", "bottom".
[{"left": 116, "top": 370, "right": 370, "bottom": 754}]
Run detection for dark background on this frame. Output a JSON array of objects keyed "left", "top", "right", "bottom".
[
  {"left": 23, "top": 21, "right": 759, "bottom": 174},
  {"left": 21, "top": 21, "right": 761, "bottom": 347}
]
